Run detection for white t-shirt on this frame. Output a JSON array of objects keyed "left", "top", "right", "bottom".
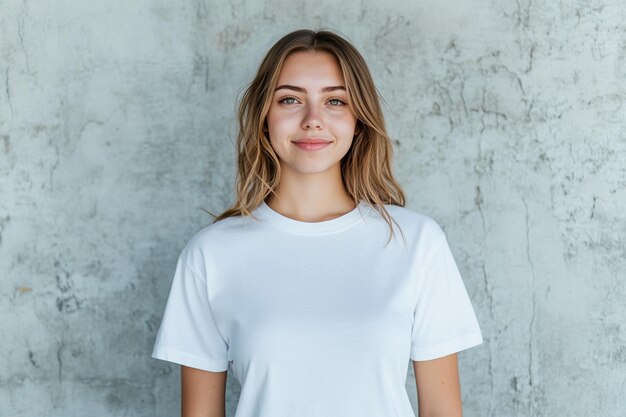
[{"left": 152, "top": 200, "right": 483, "bottom": 417}]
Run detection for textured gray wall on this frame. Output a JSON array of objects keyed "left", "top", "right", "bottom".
[{"left": 1, "top": 0, "right": 625, "bottom": 416}]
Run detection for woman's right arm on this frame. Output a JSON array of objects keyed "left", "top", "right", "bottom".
[{"left": 181, "top": 365, "right": 227, "bottom": 417}]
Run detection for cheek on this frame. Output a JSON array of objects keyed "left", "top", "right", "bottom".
[
  {"left": 266, "top": 113, "right": 288, "bottom": 150},
  {"left": 267, "top": 111, "right": 292, "bottom": 135},
  {"left": 331, "top": 113, "right": 357, "bottom": 134}
]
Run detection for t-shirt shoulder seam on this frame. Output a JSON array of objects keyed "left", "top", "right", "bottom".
[
  {"left": 422, "top": 232, "right": 447, "bottom": 270},
  {"left": 182, "top": 258, "right": 205, "bottom": 283},
  {"left": 180, "top": 254, "right": 226, "bottom": 342}
]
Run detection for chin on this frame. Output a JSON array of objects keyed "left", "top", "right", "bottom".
[{"left": 284, "top": 162, "right": 340, "bottom": 176}]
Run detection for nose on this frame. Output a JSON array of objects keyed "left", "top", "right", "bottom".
[{"left": 301, "top": 102, "right": 323, "bottom": 130}]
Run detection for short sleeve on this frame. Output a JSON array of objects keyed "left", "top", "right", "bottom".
[
  {"left": 151, "top": 248, "right": 229, "bottom": 372},
  {"left": 410, "top": 233, "right": 483, "bottom": 361}
]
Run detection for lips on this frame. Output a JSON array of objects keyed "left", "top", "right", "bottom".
[
  {"left": 291, "top": 138, "right": 332, "bottom": 151},
  {"left": 291, "top": 137, "right": 332, "bottom": 144}
]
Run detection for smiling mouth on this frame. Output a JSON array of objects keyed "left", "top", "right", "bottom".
[
  {"left": 291, "top": 140, "right": 332, "bottom": 151},
  {"left": 291, "top": 137, "right": 333, "bottom": 144}
]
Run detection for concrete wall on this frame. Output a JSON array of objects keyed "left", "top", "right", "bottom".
[{"left": 1, "top": 1, "right": 625, "bottom": 416}]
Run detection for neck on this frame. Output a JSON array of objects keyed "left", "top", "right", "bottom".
[{"left": 266, "top": 164, "right": 355, "bottom": 222}]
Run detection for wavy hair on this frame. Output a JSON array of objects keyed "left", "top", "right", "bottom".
[{"left": 208, "top": 28, "right": 407, "bottom": 246}]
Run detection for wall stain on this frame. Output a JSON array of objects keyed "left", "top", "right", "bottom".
[
  {"left": 57, "top": 341, "right": 64, "bottom": 384},
  {"left": 217, "top": 24, "right": 250, "bottom": 53},
  {"left": 55, "top": 272, "right": 73, "bottom": 293},
  {"left": 0, "top": 215, "right": 10, "bottom": 246},
  {"left": 54, "top": 260, "right": 81, "bottom": 313},
  {"left": 145, "top": 314, "right": 160, "bottom": 333},
  {"left": 5, "top": 66, "right": 13, "bottom": 118},
  {"left": 1, "top": 134, "right": 9, "bottom": 154},
  {"left": 28, "top": 350, "right": 39, "bottom": 368},
  {"left": 106, "top": 393, "right": 123, "bottom": 413},
  {"left": 192, "top": 54, "right": 211, "bottom": 92},
  {"left": 56, "top": 295, "right": 82, "bottom": 313}
]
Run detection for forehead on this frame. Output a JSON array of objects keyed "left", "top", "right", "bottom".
[{"left": 276, "top": 50, "right": 344, "bottom": 86}]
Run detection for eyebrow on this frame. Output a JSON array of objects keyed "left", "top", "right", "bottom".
[{"left": 274, "top": 84, "right": 346, "bottom": 93}]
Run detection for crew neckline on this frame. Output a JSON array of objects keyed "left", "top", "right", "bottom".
[{"left": 253, "top": 200, "right": 371, "bottom": 236}]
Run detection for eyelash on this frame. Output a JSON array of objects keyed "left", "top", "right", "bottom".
[{"left": 278, "top": 96, "right": 347, "bottom": 106}]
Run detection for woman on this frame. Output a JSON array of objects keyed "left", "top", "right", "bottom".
[{"left": 152, "top": 28, "right": 483, "bottom": 417}]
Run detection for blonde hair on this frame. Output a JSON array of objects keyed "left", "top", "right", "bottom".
[{"left": 208, "top": 28, "right": 406, "bottom": 246}]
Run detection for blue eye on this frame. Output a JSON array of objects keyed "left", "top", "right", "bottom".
[
  {"left": 279, "top": 96, "right": 298, "bottom": 104},
  {"left": 328, "top": 98, "right": 346, "bottom": 106}
]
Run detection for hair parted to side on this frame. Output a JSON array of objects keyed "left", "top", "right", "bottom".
[{"left": 208, "top": 28, "right": 407, "bottom": 246}]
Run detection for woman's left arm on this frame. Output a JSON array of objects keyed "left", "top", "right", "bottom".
[{"left": 413, "top": 353, "right": 463, "bottom": 417}]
